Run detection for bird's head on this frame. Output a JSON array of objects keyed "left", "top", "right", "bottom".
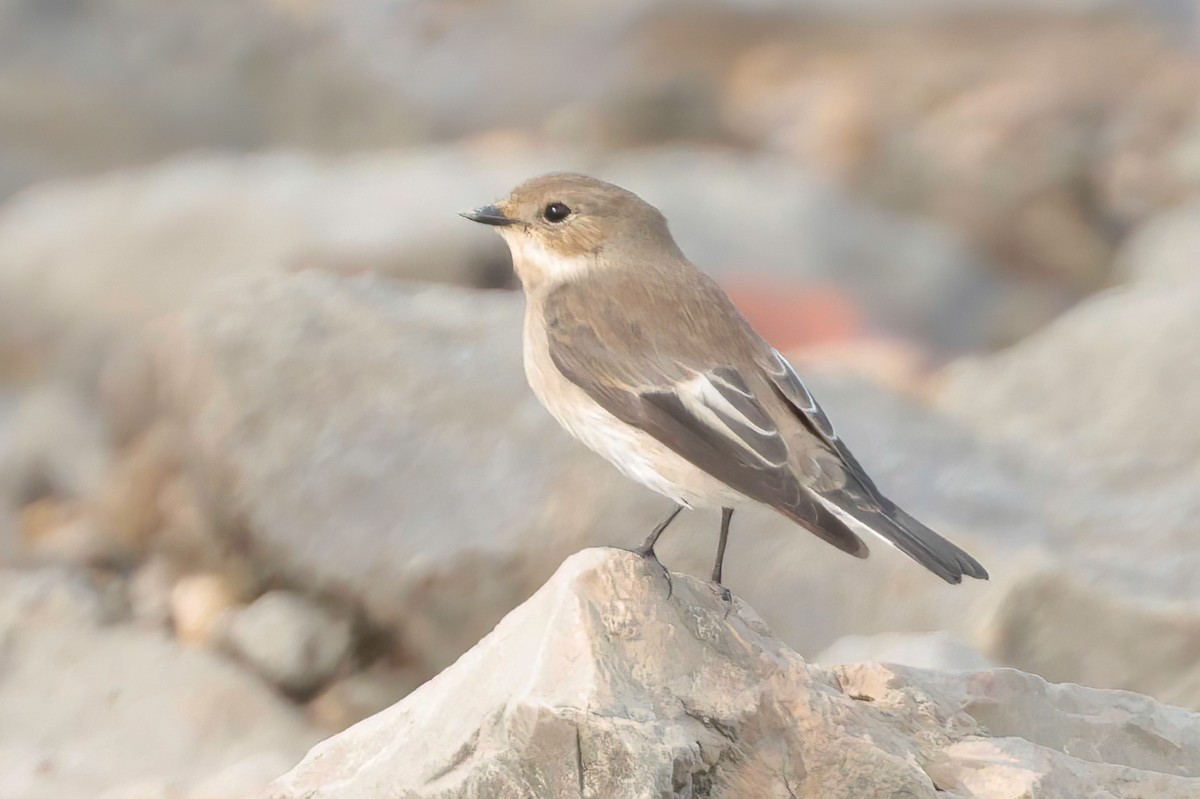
[{"left": 461, "top": 173, "right": 678, "bottom": 288}]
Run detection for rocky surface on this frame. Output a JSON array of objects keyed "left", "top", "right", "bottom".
[
  {"left": 939, "top": 283, "right": 1200, "bottom": 488},
  {"left": 147, "top": 268, "right": 1200, "bottom": 711},
  {"left": 149, "top": 271, "right": 1050, "bottom": 677},
  {"left": 2, "top": 3, "right": 1194, "bottom": 321},
  {"left": 268, "top": 548, "right": 1200, "bottom": 799},
  {"left": 1116, "top": 199, "right": 1200, "bottom": 287},
  {"left": 0, "top": 568, "right": 322, "bottom": 799},
  {"left": 814, "top": 630, "right": 994, "bottom": 671},
  {"left": 0, "top": 147, "right": 1002, "bottom": 370},
  {"left": 936, "top": 278, "right": 1200, "bottom": 708},
  {"left": 223, "top": 590, "right": 356, "bottom": 696}
]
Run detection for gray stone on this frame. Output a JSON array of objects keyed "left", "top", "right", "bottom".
[
  {"left": 1116, "top": 200, "right": 1200, "bottom": 288},
  {"left": 939, "top": 283, "right": 1200, "bottom": 490},
  {"left": 308, "top": 666, "right": 426, "bottom": 732},
  {"left": 0, "top": 383, "right": 112, "bottom": 505},
  {"left": 0, "top": 566, "right": 126, "bottom": 633},
  {"left": 0, "top": 568, "right": 321, "bottom": 799},
  {"left": 0, "top": 148, "right": 1001, "bottom": 371},
  {"left": 936, "top": 282, "right": 1200, "bottom": 707},
  {"left": 267, "top": 549, "right": 1200, "bottom": 799},
  {"left": 153, "top": 271, "right": 1047, "bottom": 678},
  {"left": 223, "top": 590, "right": 355, "bottom": 696}
]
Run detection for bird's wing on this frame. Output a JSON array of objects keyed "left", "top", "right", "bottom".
[
  {"left": 757, "top": 346, "right": 989, "bottom": 583},
  {"left": 542, "top": 279, "right": 868, "bottom": 558}
]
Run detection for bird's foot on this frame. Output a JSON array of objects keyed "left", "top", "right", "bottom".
[
  {"left": 711, "top": 582, "right": 733, "bottom": 618},
  {"left": 633, "top": 545, "right": 673, "bottom": 600}
]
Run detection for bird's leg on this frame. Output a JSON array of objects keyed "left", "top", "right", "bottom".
[
  {"left": 636, "top": 504, "right": 683, "bottom": 557},
  {"left": 712, "top": 508, "right": 734, "bottom": 610},
  {"left": 635, "top": 504, "right": 683, "bottom": 599}
]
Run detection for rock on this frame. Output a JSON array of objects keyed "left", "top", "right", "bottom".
[
  {"left": 0, "top": 566, "right": 126, "bottom": 631},
  {"left": 170, "top": 572, "right": 243, "bottom": 648},
  {"left": 815, "top": 630, "right": 993, "bottom": 671},
  {"left": 84, "top": 425, "right": 176, "bottom": 558},
  {"left": 1116, "top": 199, "right": 1200, "bottom": 288},
  {"left": 153, "top": 273, "right": 601, "bottom": 675},
  {"left": 0, "top": 147, "right": 1002, "bottom": 374},
  {"left": 722, "top": 14, "right": 1200, "bottom": 297},
  {"left": 223, "top": 590, "right": 355, "bottom": 697},
  {"left": 185, "top": 753, "right": 300, "bottom": 799},
  {"left": 937, "top": 283, "right": 1200, "bottom": 490},
  {"left": 982, "top": 570, "right": 1200, "bottom": 711},
  {"left": 154, "top": 267, "right": 1200, "bottom": 712},
  {"left": 308, "top": 665, "right": 425, "bottom": 732},
  {"left": 0, "top": 382, "right": 112, "bottom": 505},
  {"left": 936, "top": 282, "right": 1200, "bottom": 707},
  {"left": 0, "top": 568, "right": 321, "bottom": 799},
  {"left": 155, "top": 271, "right": 1052, "bottom": 678},
  {"left": 266, "top": 549, "right": 1200, "bottom": 799},
  {"left": 12, "top": 425, "right": 173, "bottom": 567},
  {"left": 127, "top": 556, "right": 181, "bottom": 630},
  {"left": 16, "top": 498, "right": 109, "bottom": 564}
]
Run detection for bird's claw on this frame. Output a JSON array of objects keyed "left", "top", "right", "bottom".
[
  {"left": 635, "top": 546, "right": 673, "bottom": 600},
  {"left": 712, "top": 583, "right": 733, "bottom": 618}
]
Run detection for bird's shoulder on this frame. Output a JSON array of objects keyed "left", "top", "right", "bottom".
[{"left": 543, "top": 259, "right": 759, "bottom": 378}]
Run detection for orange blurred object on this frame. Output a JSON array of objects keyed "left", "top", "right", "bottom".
[{"left": 722, "top": 275, "right": 865, "bottom": 351}]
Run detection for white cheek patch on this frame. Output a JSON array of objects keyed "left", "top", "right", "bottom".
[{"left": 502, "top": 231, "right": 592, "bottom": 284}]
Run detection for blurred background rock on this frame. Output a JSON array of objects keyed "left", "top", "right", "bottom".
[{"left": 0, "top": 1, "right": 1198, "bottom": 797}]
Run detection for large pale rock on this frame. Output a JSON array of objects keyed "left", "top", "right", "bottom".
[
  {"left": 153, "top": 271, "right": 1046, "bottom": 678},
  {"left": 0, "top": 568, "right": 322, "bottom": 799},
  {"left": 153, "top": 273, "right": 632, "bottom": 675},
  {"left": 0, "top": 147, "right": 997, "bottom": 369},
  {"left": 223, "top": 590, "right": 356, "bottom": 696},
  {"left": 154, "top": 269, "right": 1200, "bottom": 710},
  {"left": 267, "top": 549, "right": 1200, "bottom": 799},
  {"left": 0, "top": 382, "right": 112, "bottom": 505},
  {"left": 1116, "top": 200, "right": 1200, "bottom": 288},
  {"left": 939, "top": 283, "right": 1200, "bottom": 488},
  {"left": 936, "top": 282, "right": 1200, "bottom": 706}
]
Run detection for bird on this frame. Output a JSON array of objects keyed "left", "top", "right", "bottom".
[{"left": 461, "top": 173, "right": 987, "bottom": 594}]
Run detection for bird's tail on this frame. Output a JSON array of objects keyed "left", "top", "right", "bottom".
[
  {"left": 877, "top": 505, "right": 989, "bottom": 584},
  {"left": 814, "top": 492, "right": 989, "bottom": 584}
]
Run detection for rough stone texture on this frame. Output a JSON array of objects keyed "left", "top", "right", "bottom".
[
  {"left": 223, "top": 590, "right": 355, "bottom": 696},
  {"left": 267, "top": 549, "right": 1200, "bottom": 799},
  {"left": 0, "top": 568, "right": 322, "bottom": 799}
]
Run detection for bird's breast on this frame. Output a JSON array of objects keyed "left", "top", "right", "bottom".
[{"left": 520, "top": 300, "right": 744, "bottom": 509}]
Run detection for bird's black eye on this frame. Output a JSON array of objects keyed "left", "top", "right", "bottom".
[{"left": 543, "top": 202, "right": 572, "bottom": 223}]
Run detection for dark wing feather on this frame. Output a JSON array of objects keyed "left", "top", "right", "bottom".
[
  {"left": 544, "top": 288, "right": 868, "bottom": 558},
  {"left": 759, "top": 347, "right": 989, "bottom": 583}
]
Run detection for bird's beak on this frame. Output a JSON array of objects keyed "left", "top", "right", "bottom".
[{"left": 459, "top": 204, "right": 518, "bottom": 226}]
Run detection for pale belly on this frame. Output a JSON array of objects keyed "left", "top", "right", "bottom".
[{"left": 522, "top": 307, "right": 746, "bottom": 510}]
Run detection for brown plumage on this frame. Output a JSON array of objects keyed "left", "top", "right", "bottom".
[{"left": 462, "top": 173, "right": 988, "bottom": 586}]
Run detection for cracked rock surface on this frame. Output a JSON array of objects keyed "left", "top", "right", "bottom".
[{"left": 266, "top": 549, "right": 1200, "bottom": 799}]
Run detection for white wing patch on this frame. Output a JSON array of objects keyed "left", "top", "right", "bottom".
[
  {"left": 769, "top": 348, "right": 837, "bottom": 440},
  {"left": 811, "top": 492, "right": 898, "bottom": 553},
  {"left": 676, "top": 372, "right": 786, "bottom": 467}
]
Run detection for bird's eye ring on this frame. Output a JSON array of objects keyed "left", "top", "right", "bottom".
[{"left": 543, "top": 202, "right": 572, "bottom": 223}]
